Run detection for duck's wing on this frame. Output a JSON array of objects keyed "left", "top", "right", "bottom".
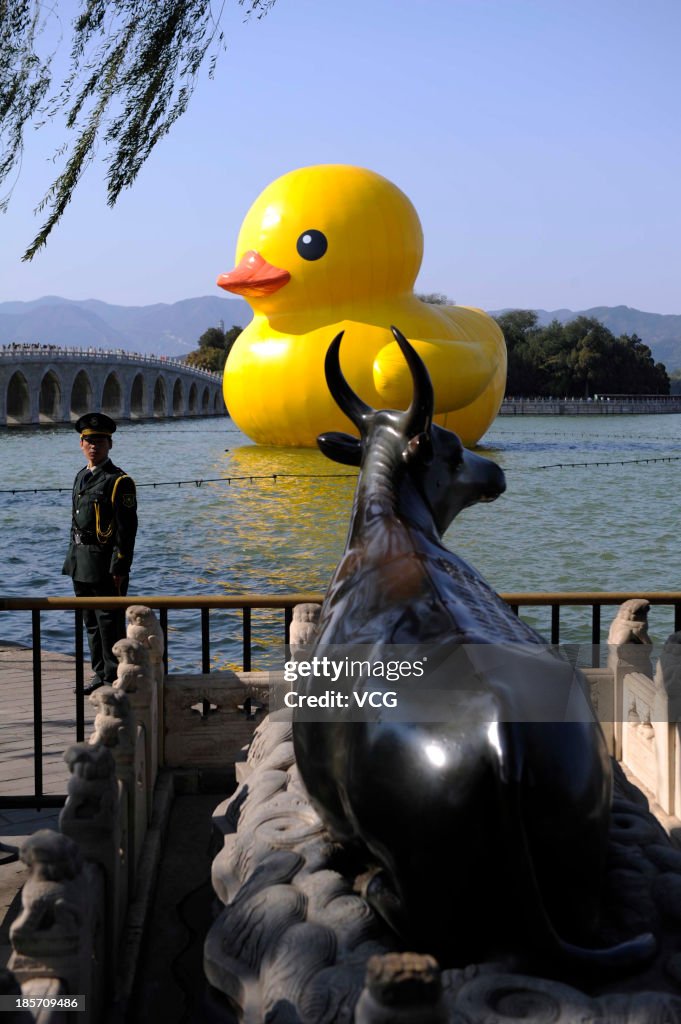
[
  {"left": 434, "top": 355, "right": 507, "bottom": 446},
  {"left": 372, "top": 306, "right": 506, "bottom": 427},
  {"left": 433, "top": 305, "right": 507, "bottom": 444}
]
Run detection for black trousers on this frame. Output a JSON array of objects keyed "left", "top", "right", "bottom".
[{"left": 73, "top": 577, "right": 128, "bottom": 684}]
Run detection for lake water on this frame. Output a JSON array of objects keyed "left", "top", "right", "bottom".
[{"left": 1, "top": 413, "right": 680, "bottom": 671}]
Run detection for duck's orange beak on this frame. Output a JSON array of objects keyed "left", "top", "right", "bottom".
[{"left": 217, "top": 251, "right": 290, "bottom": 298}]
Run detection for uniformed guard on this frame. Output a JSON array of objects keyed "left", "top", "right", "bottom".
[{"left": 62, "top": 413, "right": 138, "bottom": 694}]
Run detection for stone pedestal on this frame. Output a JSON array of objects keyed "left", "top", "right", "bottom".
[{"left": 206, "top": 715, "right": 681, "bottom": 1023}]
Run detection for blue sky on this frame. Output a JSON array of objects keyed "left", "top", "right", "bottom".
[{"left": 2, "top": 0, "right": 680, "bottom": 313}]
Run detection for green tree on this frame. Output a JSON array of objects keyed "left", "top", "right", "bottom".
[
  {"left": 670, "top": 370, "right": 681, "bottom": 396},
  {"left": 606, "top": 335, "right": 662, "bottom": 394},
  {"left": 223, "top": 324, "right": 242, "bottom": 359},
  {"left": 198, "top": 326, "right": 227, "bottom": 349},
  {"left": 1, "top": 1, "right": 276, "bottom": 259},
  {"left": 185, "top": 323, "right": 241, "bottom": 372},
  {"left": 563, "top": 318, "right": 612, "bottom": 397},
  {"left": 494, "top": 310, "right": 546, "bottom": 395},
  {"left": 494, "top": 309, "right": 539, "bottom": 348},
  {"left": 415, "top": 292, "right": 455, "bottom": 306},
  {"left": 495, "top": 311, "right": 669, "bottom": 397}
]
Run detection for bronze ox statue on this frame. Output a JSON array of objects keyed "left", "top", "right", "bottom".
[{"left": 292, "top": 327, "right": 655, "bottom": 969}]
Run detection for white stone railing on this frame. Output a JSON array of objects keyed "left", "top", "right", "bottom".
[
  {"left": 4, "top": 606, "right": 166, "bottom": 1022},
  {"left": 0, "top": 345, "right": 221, "bottom": 381},
  {"left": 5, "top": 599, "right": 681, "bottom": 1021},
  {"left": 606, "top": 632, "right": 681, "bottom": 819}
]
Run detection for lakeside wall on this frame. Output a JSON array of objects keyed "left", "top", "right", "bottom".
[{"left": 500, "top": 397, "right": 681, "bottom": 415}]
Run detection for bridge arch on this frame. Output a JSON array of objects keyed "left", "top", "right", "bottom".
[
  {"left": 172, "top": 378, "right": 183, "bottom": 416},
  {"left": 102, "top": 372, "right": 122, "bottom": 415},
  {"left": 70, "top": 369, "right": 93, "bottom": 419},
  {"left": 7, "top": 371, "right": 31, "bottom": 425},
  {"left": 39, "top": 370, "right": 62, "bottom": 423},
  {"left": 130, "top": 373, "right": 145, "bottom": 418},
  {"left": 153, "top": 376, "right": 167, "bottom": 417},
  {"left": 0, "top": 350, "right": 223, "bottom": 426}
]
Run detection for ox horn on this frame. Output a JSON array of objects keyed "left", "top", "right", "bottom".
[
  {"left": 390, "top": 325, "right": 433, "bottom": 436},
  {"left": 325, "top": 331, "right": 373, "bottom": 430}
]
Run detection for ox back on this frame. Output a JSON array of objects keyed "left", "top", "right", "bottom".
[{"left": 291, "top": 327, "right": 655, "bottom": 969}]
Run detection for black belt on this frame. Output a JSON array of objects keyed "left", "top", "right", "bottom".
[{"left": 73, "top": 530, "right": 97, "bottom": 545}]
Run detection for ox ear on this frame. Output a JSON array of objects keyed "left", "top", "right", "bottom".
[
  {"left": 317, "top": 431, "right": 362, "bottom": 466},
  {"left": 403, "top": 431, "right": 433, "bottom": 465}
]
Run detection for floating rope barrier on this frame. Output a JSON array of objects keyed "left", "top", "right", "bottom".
[
  {"left": 0, "top": 472, "right": 359, "bottom": 495},
  {"left": 144, "top": 428, "right": 245, "bottom": 433},
  {"left": 528, "top": 455, "right": 681, "bottom": 470},
  {"left": 2, "top": 455, "right": 681, "bottom": 497}
]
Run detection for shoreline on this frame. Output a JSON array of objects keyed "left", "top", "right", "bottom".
[{"left": 500, "top": 397, "right": 681, "bottom": 415}]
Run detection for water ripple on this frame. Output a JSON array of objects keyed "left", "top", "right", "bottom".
[{"left": 1, "top": 413, "right": 679, "bottom": 671}]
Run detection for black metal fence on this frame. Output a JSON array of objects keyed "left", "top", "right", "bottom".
[{"left": 1, "top": 591, "right": 680, "bottom": 809}]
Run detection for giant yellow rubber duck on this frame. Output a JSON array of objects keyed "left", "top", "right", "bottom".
[{"left": 217, "top": 165, "right": 506, "bottom": 447}]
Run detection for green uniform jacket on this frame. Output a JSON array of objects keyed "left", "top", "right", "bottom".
[{"left": 62, "top": 459, "right": 138, "bottom": 583}]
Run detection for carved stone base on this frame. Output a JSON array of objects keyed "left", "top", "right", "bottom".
[{"left": 206, "top": 716, "right": 681, "bottom": 1023}]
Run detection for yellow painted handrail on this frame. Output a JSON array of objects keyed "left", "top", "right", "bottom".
[
  {"left": 0, "top": 593, "right": 324, "bottom": 611},
  {"left": 2, "top": 591, "right": 681, "bottom": 611}
]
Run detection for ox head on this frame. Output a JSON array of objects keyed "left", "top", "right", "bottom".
[{"left": 318, "top": 326, "right": 506, "bottom": 536}]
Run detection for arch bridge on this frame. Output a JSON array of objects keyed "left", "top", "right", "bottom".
[{"left": 0, "top": 346, "right": 225, "bottom": 426}]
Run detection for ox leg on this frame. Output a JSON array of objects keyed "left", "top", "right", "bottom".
[
  {"left": 511, "top": 722, "right": 611, "bottom": 944},
  {"left": 362, "top": 868, "right": 410, "bottom": 938}
]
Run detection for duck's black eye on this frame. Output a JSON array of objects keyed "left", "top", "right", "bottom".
[{"left": 296, "top": 229, "right": 328, "bottom": 261}]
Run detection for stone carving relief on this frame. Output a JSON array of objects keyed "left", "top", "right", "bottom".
[
  {"left": 608, "top": 598, "right": 654, "bottom": 678},
  {"left": 289, "top": 603, "right": 321, "bottom": 658},
  {"left": 125, "top": 604, "right": 164, "bottom": 687},
  {"left": 207, "top": 714, "right": 681, "bottom": 1023},
  {"left": 88, "top": 686, "right": 135, "bottom": 757},
  {"left": 9, "top": 831, "right": 85, "bottom": 960},
  {"left": 60, "top": 742, "right": 118, "bottom": 832},
  {"left": 656, "top": 631, "right": 681, "bottom": 703},
  {"left": 608, "top": 599, "right": 653, "bottom": 647},
  {"left": 112, "top": 637, "right": 150, "bottom": 694}
]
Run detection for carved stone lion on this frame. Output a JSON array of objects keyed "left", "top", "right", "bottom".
[
  {"left": 60, "top": 742, "right": 117, "bottom": 829},
  {"left": 290, "top": 603, "right": 321, "bottom": 657},
  {"left": 608, "top": 599, "right": 652, "bottom": 646},
  {"left": 126, "top": 605, "right": 164, "bottom": 661},
  {"left": 9, "top": 831, "right": 84, "bottom": 957},
  {"left": 608, "top": 599, "right": 653, "bottom": 678},
  {"left": 88, "top": 686, "right": 133, "bottom": 751},
  {"left": 112, "top": 637, "right": 149, "bottom": 693}
]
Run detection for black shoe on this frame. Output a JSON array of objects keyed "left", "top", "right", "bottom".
[
  {"left": 83, "top": 678, "right": 106, "bottom": 695},
  {"left": 74, "top": 677, "right": 105, "bottom": 695},
  {"left": 0, "top": 841, "right": 19, "bottom": 866}
]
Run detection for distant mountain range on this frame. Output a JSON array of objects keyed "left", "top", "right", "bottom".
[
  {"left": 0, "top": 297, "right": 679, "bottom": 370},
  {"left": 0, "top": 295, "right": 251, "bottom": 357}
]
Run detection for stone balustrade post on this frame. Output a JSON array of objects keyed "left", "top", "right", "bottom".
[
  {"left": 113, "top": 636, "right": 156, "bottom": 821},
  {"left": 607, "top": 599, "right": 653, "bottom": 760},
  {"left": 124, "top": 605, "right": 164, "bottom": 772},
  {"left": 8, "top": 831, "right": 104, "bottom": 1022},
  {"left": 0, "top": 966, "right": 33, "bottom": 1021},
  {"left": 654, "top": 631, "right": 681, "bottom": 818},
  {"left": 355, "top": 953, "right": 447, "bottom": 1024},
  {"left": 87, "top": 687, "right": 142, "bottom": 892},
  {"left": 289, "top": 602, "right": 321, "bottom": 659},
  {"left": 59, "top": 742, "right": 125, "bottom": 974}
]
